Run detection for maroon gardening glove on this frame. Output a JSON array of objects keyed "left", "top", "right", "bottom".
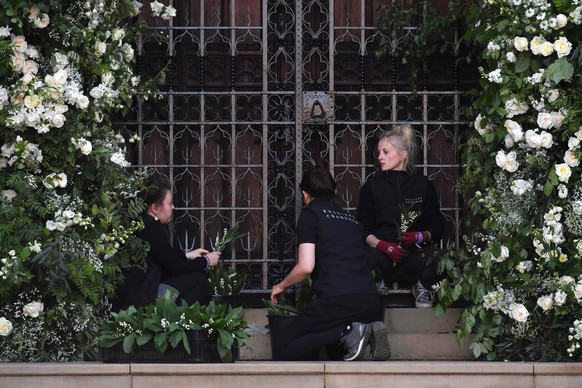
[
  {"left": 399, "top": 231, "right": 429, "bottom": 246},
  {"left": 376, "top": 240, "right": 408, "bottom": 263}
]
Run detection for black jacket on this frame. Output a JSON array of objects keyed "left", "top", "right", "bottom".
[
  {"left": 357, "top": 170, "right": 444, "bottom": 244},
  {"left": 112, "top": 214, "right": 207, "bottom": 310}
]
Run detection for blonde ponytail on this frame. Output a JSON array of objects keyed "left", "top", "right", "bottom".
[{"left": 379, "top": 124, "right": 418, "bottom": 173}]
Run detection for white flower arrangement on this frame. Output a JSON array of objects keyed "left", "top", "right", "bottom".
[
  {"left": 0, "top": 1, "right": 176, "bottom": 361},
  {"left": 436, "top": 0, "right": 582, "bottom": 361}
]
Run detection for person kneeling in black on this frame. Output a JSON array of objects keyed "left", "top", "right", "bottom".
[
  {"left": 113, "top": 175, "right": 221, "bottom": 311},
  {"left": 270, "top": 159, "right": 390, "bottom": 361}
]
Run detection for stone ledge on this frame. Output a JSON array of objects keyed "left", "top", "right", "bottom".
[{"left": 2, "top": 362, "right": 582, "bottom": 388}]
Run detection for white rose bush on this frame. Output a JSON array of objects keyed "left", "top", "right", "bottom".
[
  {"left": 0, "top": 1, "right": 175, "bottom": 361},
  {"left": 437, "top": 0, "right": 582, "bottom": 361}
]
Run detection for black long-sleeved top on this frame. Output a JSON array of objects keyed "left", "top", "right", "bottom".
[
  {"left": 112, "top": 214, "right": 207, "bottom": 310},
  {"left": 357, "top": 170, "right": 444, "bottom": 244}
]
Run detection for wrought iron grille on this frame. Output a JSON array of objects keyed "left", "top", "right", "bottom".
[{"left": 115, "top": 0, "right": 476, "bottom": 295}]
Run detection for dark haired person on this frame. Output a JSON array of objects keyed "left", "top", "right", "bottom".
[
  {"left": 270, "top": 159, "right": 390, "bottom": 361},
  {"left": 357, "top": 124, "right": 444, "bottom": 308},
  {"left": 113, "top": 175, "right": 221, "bottom": 310}
]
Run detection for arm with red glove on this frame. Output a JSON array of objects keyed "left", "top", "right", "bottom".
[
  {"left": 375, "top": 240, "right": 408, "bottom": 263},
  {"left": 398, "top": 231, "right": 431, "bottom": 246}
]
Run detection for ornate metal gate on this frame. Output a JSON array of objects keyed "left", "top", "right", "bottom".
[{"left": 116, "top": 0, "right": 474, "bottom": 296}]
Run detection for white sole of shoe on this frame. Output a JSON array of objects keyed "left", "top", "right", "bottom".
[{"left": 343, "top": 324, "right": 372, "bottom": 361}]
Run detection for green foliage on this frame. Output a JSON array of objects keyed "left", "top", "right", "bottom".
[
  {"left": 263, "top": 296, "right": 298, "bottom": 316},
  {"left": 436, "top": 0, "right": 582, "bottom": 361},
  {"left": 375, "top": 0, "right": 472, "bottom": 91},
  {"left": 98, "top": 298, "right": 250, "bottom": 363},
  {"left": 0, "top": 0, "right": 168, "bottom": 361},
  {"left": 207, "top": 261, "right": 248, "bottom": 296}
]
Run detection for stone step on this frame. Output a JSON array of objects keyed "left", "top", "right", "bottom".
[
  {"left": 240, "top": 308, "right": 472, "bottom": 361},
  {"left": 2, "top": 361, "right": 582, "bottom": 388}
]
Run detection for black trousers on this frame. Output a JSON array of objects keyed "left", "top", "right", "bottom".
[
  {"left": 165, "top": 271, "right": 212, "bottom": 306},
  {"left": 366, "top": 245, "right": 442, "bottom": 288},
  {"left": 277, "top": 293, "right": 384, "bottom": 361}
]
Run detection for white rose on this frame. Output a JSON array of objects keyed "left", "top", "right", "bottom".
[
  {"left": 26, "top": 46, "right": 39, "bottom": 59},
  {"left": 525, "top": 130, "right": 542, "bottom": 149},
  {"left": 76, "top": 96, "right": 89, "bottom": 109},
  {"left": 539, "top": 41, "right": 554, "bottom": 57},
  {"left": 11, "top": 35, "right": 27, "bottom": 53},
  {"left": 1, "top": 189, "right": 17, "bottom": 202},
  {"left": 547, "top": 89, "right": 559, "bottom": 103},
  {"left": 53, "top": 52, "right": 69, "bottom": 67},
  {"left": 51, "top": 113, "right": 65, "bottom": 128},
  {"left": 24, "top": 95, "right": 41, "bottom": 109},
  {"left": 554, "top": 37, "right": 572, "bottom": 58},
  {"left": 569, "top": 137, "right": 580, "bottom": 149},
  {"left": 21, "top": 73, "right": 33, "bottom": 84},
  {"left": 504, "top": 119, "right": 523, "bottom": 142},
  {"left": 509, "top": 303, "right": 529, "bottom": 322},
  {"left": 57, "top": 173, "right": 68, "bottom": 188},
  {"left": 0, "top": 317, "right": 13, "bottom": 336},
  {"left": 551, "top": 112, "right": 564, "bottom": 129},
  {"left": 22, "top": 60, "right": 38, "bottom": 75},
  {"left": 95, "top": 41, "right": 107, "bottom": 55},
  {"left": 530, "top": 36, "right": 544, "bottom": 55},
  {"left": 121, "top": 43, "right": 134, "bottom": 62},
  {"left": 53, "top": 104, "right": 68, "bottom": 114},
  {"left": 574, "top": 284, "right": 582, "bottom": 300},
  {"left": 492, "top": 246, "right": 509, "bottom": 262},
  {"left": 34, "top": 13, "right": 50, "bottom": 28},
  {"left": 564, "top": 150, "right": 580, "bottom": 167},
  {"left": 555, "top": 163, "right": 571, "bottom": 183},
  {"left": 11, "top": 54, "right": 25, "bottom": 72},
  {"left": 537, "top": 112, "right": 555, "bottom": 129},
  {"left": 496, "top": 150, "right": 519, "bottom": 172},
  {"left": 556, "top": 14, "right": 568, "bottom": 28},
  {"left": 112, "top": 28, "right": 125, "bottom": 41},
  {"left": 28, "top": 6, "right": 40, "bottom": 21},
  {"left": 539, "top": 131, "right": 553, "bottom": 149},
  {"left": 536, "top": 295, "right": 553, "bottom": 311},
  {"left": 22, "top": 301, "right": 44, "bottom": 318},
  {"left": 76, "top": 138, "right": 93, "bottom": 155},
  {"left": 53, "top": 69, "right": 68, "bottom": 85},
  {"left": 559, "top": 276, "right": 575, "bottom": 285},
  {"left": 513, "top": 36, "right": 529, "bottom": 52}
]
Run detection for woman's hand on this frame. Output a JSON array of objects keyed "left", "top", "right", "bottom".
[
  {"left": 206, "top": 251, "right": 221, "bottom": 267},
  {"left": 270, "top": 283, "right": 287, "bottom": 303},
  {"left": 186, "top": 248, "right": 209, "bottom": 260}
]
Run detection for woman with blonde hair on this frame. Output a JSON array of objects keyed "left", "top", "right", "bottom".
[{"left": 357, "top": 124, "right": 444, "bottom": 308}]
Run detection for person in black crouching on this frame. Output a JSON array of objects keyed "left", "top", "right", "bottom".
[
  {"left": 113, "top": 174, "right": 221, "bottom": 311},
  {"left": 270, "top": 159, "right": 390, "bottom": 361},
  {"left": 357, "top": 124, "right": 445, "bottom": 308}
]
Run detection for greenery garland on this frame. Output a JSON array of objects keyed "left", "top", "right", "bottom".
[
  {"left": 436, "top": 0, "right": 582, "bottom": 361},
  {"left": 0, "top": 0, "right": 171, "bottom": 361}
]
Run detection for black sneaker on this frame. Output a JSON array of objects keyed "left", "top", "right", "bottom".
[
  {"left": 340, "top": 322, "right": 371, "bottom": 361},
  {"left": 411, "top": 280, "right": 433, "bottom": 308},
  {"left": 369, "top": 321, "right": 391, "bottom": 361}
]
